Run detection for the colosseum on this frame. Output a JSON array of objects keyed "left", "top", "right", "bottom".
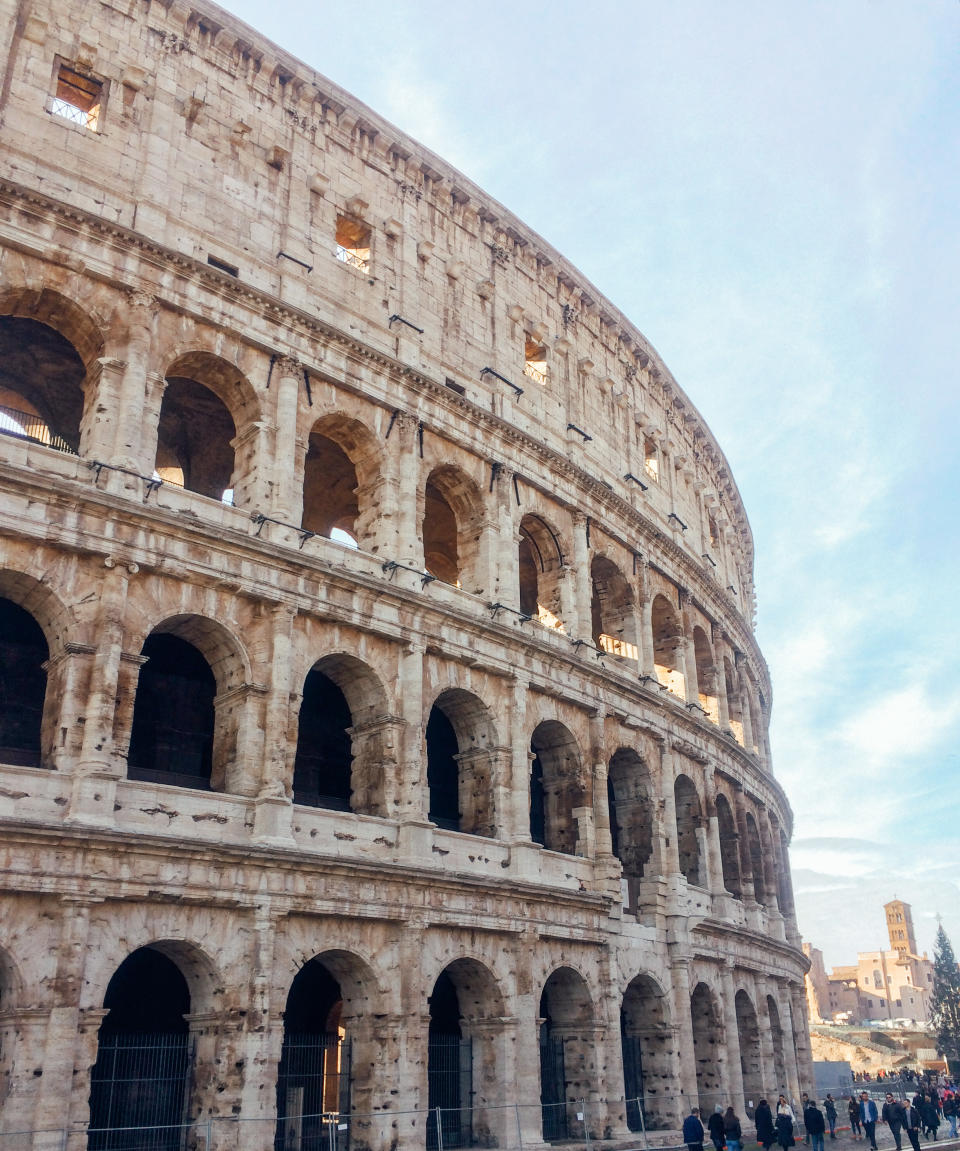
[{"left": 0, "top": 1, "right": 812, "bottom": 1149}]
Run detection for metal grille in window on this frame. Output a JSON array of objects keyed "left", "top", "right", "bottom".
[
  {"left": 52, "top": 66, "right": 102, "bottom": 130},
  {"left": 427, "top": 1036, "right": 473, "bottom": 1150},
  {"left": 539, "top": 1035, "right": 568, "bottom": 1142},
  {"left": 276, "top": 1034, "right": 352, "bottom": 1151},
  {"left": 88, "top": 1032, "right": 194, "bottom": 1151},
  {"left": 621, "top": 1034, "right": 646, "bottom": 1133}
]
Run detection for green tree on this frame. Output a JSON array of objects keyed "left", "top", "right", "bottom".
[{"left": 931, "top": 925, "right": 960, "bottom": 1075}]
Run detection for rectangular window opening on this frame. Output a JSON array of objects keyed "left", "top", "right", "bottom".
[
  {"left": 207, "top": 254, "right": 239, "bottom": 277},
  {"left": 336, "top": 215, "right": 371, "bottom": 272},
  {"left": 644, "top": 436, "right": 659, "bottom": 483},
  {"left": 51, "top": 65, "right": 102, "bottom": 131},
  {"left": 523, "top": 335, "right": 548, "bottom": 385}
]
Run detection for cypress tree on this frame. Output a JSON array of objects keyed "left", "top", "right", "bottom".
[{"left": 931, "top": 925, "right": 960, "bottom": 1075}]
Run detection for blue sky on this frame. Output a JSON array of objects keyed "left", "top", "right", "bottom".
[{"left": 221, "top": 0, "right": 960, "bottom": 968}]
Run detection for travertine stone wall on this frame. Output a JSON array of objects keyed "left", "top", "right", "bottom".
[{"left": 0, "top": 0, "right": 810, "bottom": 1146}]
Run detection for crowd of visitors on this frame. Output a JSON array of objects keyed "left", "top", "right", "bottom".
[{"left": 682, "top": 1080, "right": 959, "bottom": 1151}]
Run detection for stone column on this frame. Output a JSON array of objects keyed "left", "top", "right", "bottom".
[
  {"left": 753, "top": 977, "right": 780, "bottom": 1098},
  {"left": 65, "top": 1007, "right": 110, "bottom": 1151},
  {"left": 659, "top": 748, "right": 682, "bottom": 878},
  {"left": 252, "top": 602, "right": 297, "bottom": 844},
  {"left": 571, "top": 512, "right": 592, "bottom": 641},
  {"left": 590, "top": 713, "right": 613, "bottom": 858},
  {"left": 736, "top": 661, "right": 756, "bottom": 752},
  {"left": 679, "top": 593, "right": 700, "bottom": 706},
  {"left": 41, "top": 642, "right": 95, "bottom": 771},
  {"left": 235, "top": 902, "right": 283, "bottom": 1149},
  {"left": 635, "top": 561, "right": 656, "bottom": 678},
  {"left": 489, "top": 464, "right": 518, "bottom": 606},
  {"left": 668, "top": 959, "right": 699, "bottom": 1122},
  {"left": 271, "top": 356, "right": 304, "bottom": 524},
  {"left": 67, "top": 559, "right": 134, "bottom": 827},
  {"left": 777, "top": 981, "right": 803, "bottom": 1105},
  {"left": 787, "top": 983, "right": 814, "bottom": 1096},
  {"left": 507, "top": 676, "right": 531, "bottom": 845},
  {"left": 714, "top": 631, "right": 731, "bottom": 730},
  {"left": 376, "top": 413, "right": 422, "bottom": 569},
  {"left": 719, "top": 962, "right": 747, "bottom": 1113},
  {"left": 732, "top": 787, "right": 757, "bottom": 903}
]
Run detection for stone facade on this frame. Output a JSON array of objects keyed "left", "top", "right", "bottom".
[{"left": 0, "top": 0, "right": 811, "bottom": 1147}]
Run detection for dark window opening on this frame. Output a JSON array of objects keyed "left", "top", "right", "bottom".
[
  {"left": 155, "top": 377, "right": 236, "bottom": 502},
  {"left": 0, "top": 316, "right": 85, "bottom": 454},
  {"left": 0, "top": 598, "right": 48, "bottom": 767},
  {"left": 293, "top": 669, "right": 353, "bottom": 810},
  {"left": 427, "top": 706, "right": 460, "bottom": 831}
]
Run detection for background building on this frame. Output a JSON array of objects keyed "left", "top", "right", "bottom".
[{"left": 0, "top": 0, "right": 810, "bottom": 1148}]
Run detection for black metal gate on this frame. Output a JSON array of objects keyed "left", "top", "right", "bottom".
[
  {"left": 539, "top": 1035, "right": 567, "bottom": 1142},
  {"left": 275, "top": 1033, "right": 352, "bottom": 1151},
  {"left": 621, "top": 1034, "right": 646, "bottom": 1132},
  {"left": 88, "top": 1032, "right": 194, "bottom": 1151},
  {"left": 427, "top": 1035, "right": 473, "bottom": 1149}
]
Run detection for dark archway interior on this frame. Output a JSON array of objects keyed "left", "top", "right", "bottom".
[
  {"left": 715, "top": 794, "right": 742, "bottom": 899},
  {"left": 284, "top": 960, "right": 343, "bottom": 1035},
  {"left": 0, "top": 317, "right": 85, "bottom": 451},
  {"left": 529, "top": 746, "right": 546, "bottom": 846},
  {"left": 293, "top": 668, "right": 353, "bottom": 810},
  {"left": 429, "top": 971, "right": 462, "bottom": 1038},
  {"left": 100, "top": 947, "right": 190, "bottom": 1034},
  {"left": 127, "top": 634, "right": 215, "bottom": 789},
  {"left": 427, "top": 705, "right": 460, "bottom": 830},
  {"left": 302, "top": 432, "right": 359, "bottom": 539},
  {"left": 519, "top": 533, "right": 539, "bottom": 617},
  {"left": 0, "top": 598, "right": 48, "bottom": 766},
  {"left": 156, "top": 377, "right": 236, "bottom": 499},
  {"left": 423, "top": 481, "right": 460, "bottom": 585}
]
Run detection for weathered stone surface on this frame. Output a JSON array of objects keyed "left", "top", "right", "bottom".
[{"left": 0, "top": 0, "right": 811, "bottom": 1144}]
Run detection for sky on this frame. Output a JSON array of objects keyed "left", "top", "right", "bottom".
[{"left": 219, "top": 0, "right": 960, "bottom": 969}]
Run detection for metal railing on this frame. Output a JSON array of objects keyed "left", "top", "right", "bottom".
[
  {"left": 336, "top": 246, "right": 370, "bottom": 273},
  {"left": 0, "top": 403, "right": 78, "bottom": 455}
]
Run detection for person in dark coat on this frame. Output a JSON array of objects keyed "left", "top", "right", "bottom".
[
  {"left": 920, "top": 1096, "right": 939, "bottom": 1140},
  {"left": 904, "top": 1102, "right": 923, "bottom": 1151},
  {"left": 756, "top": 1100, "right": 776, "bottom": 1151},
  {"left": 849, "top": 1096, "right": 863, "bottom": 1141},
  {"left": 776, "top": 1101, "right": 795, "bottom": 1151},
  {"left": 708, "top": 1105, "right": 727, "bottom": 1151},
  {"left": 881, "top": 1093, "right": 905, "bottom": 1151},
  {"left": 824, "top": 1096, "right": 838, "bottom": 1140},
  {"left": 684, "top": 1108, "right": 706, "bottom": 1151},
  {"left": 804, "top": 1100, "right": 826, "bottom": 1151},
  {"left": 724, "top": 1106, "right": 743, "bottom": 1151}
]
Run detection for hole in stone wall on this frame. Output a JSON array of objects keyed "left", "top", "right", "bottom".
[{"left": 0, "top": 598, "right": 48, "bottom": 767}]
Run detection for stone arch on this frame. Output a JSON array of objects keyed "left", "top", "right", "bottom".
[
  {"left": 426, "top": 688, "right": 499, "bottom": 837},
  {"left": 539, "top": 966, "right": 596, "bottom": 1142},
  {"left": 422, "top": 464, "right": 484, "bottom": 591},
  {"left": 126, "top": 614, "right": 249, "bottom": 793},
  {"left": 591, "top": 555, "right": 638, "bottom": 660},
  {"left": 690, "top": 981, "right": 724, "bottom": 1113},
  {"left": 621, "top": 972, "right": 674, "bottom": 1130},
  {"left": 0, "top": 284, "right": 105, "bottom": 368},
  {"left": 651, "top": 594, "right": 685, "bottom": 698},
  {"left": 734, "top": 988, "right": 762, "bottom": 1113},
  {"left": 674, "top": 774, "right": 703, "bottom": 886},
  {"left": 518, "top": 513, "right": 566, "bottom": 631},
  {"left": 607, "top": 748, "right": 655, "bottom": 909},
  {"left": 745, "top": 812, "right": 766, "bottom": 905},
  {"left": 724, "top": 657, "right": 744, "bottom": 745},
  {"left": 766, "top": 995, "right": 787, "bottom": 1094},
  {"left": 301, "top": 411, "right": 383, "bottom": 549},
  {"left": 427, "top": 957, "right": 506, "bottom": 1149},
  {"left": 294, "top": 652, "right": 391, "bottom": 816},
  {"left": 693, "top": 626, "right": 718, "bottom": 723},
  {"left": 715, "top": 793, "right": 741, "bottom": 899},
  {"left": 529, "top": 720, "right": 585, "bottom": 856}
]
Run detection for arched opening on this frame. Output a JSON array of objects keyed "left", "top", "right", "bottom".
[
  {"left": 529, "top": 721, "right": 584, "bottom": 856},
  {"left": 89, "top": 948, "right": 192, "bottom": 1151},
  {"left": 518, "top": 515, "right": 565, "bottom": 631},
  {"left": 607, "top": 749, "right": 654, "bottom": 911},
  {"left": 674, "top": 775, "right": 702, "bottom": 886},
  {"left": 621, "top": 974, "right": 673, "bottom": 1131},
  {"left": 651, "top": 594, "right": 685, "bottom": 698},
  {"left": 127, "top": 634, "right": 215, "bottom": 789},
  {"left": 735, "top": 990, "right": 762, "bottom": 1113},
  {"left": 427, "top": 971, "right": 465, "bottom": 1148},
  {"left": 0, "top": 315, "right": 86, "bottom": 454},
  {"left": 724, "top": 658, "right": 744, "bottom": 745},
  {"left": 422, "top": 466, "right": 483, "bottom": 592},
  {"left": 293, "top": 668, "right": 353, "bottom": 810},
  {"left": 767, "top": 996, "right": 787, "bottom": 1095},
  {"left": 276, "top": 959, "right": 350, "bottom": 1151},
  {"left": 693, "top": 627, "right": 718, "bottom": 723},
  {"left": 745, "top": 813, "right": 765, "bottom": 905},
  {"left": 591, "top": 556, "right": 637, "bottom": 660},
  {"left": 539, "top": 968, "right": 594, "bottom": 1143},
  {"left": 302, "top": 432, "right": 359, "bottom": 544},
  {"left": 0, "top": 598, "right": 49, "bottom": 767},
  {"left": 427, "top": 690, "right": 497, "bottom": 837},
  {"left": 690, "top": 983, "right": 723, "bottom": 1114},
  {"left": 715, "top": 794, "right": 741, "bottom": 900},
  {"left": 155, "top": 376, "right": 236, "bottom": 501}
]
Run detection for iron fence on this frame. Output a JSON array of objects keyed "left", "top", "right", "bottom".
[{"left": 0, "top": 403, "right": 78, "bottom": 455}]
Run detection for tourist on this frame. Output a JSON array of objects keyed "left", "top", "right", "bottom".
[
  {"left": 920, "top": 1095, "right": 939, "bottom": 1141},
  {"left": 724, "top": 1106, "right": 743, "bottom": 1151},
  {"left": 804, "top": 1098, "right": 826, "bottom": 1151},
  {"left": 881, "top": 1093, "right": 905, "bottom": 1151},
  {"left": 824, "top": 1095, "right": 838, "bottom": 1140},
  {"left": 684, "top": 1107, "right": 706, "bottom": 1151},
  {"left": 776, "top": 1097, "right": 796, "bottom": 1151},
  {"left": 708, "top": 1104, "right": 727, "bottom": 1151},
  {"left": 942, "top": 1093, "right": 957, "bottom": 1139},
  {"left": 849, "top": 1096, "right": 863, "bottom": 1141},
  {"left": 756, "top": 1099, "right": 776, "bottom": 1151},
  {"left": 904, "top": 1100, "right": 923, "bottom": 1151},
  {"left": 860, "top": 1092, "right": 879, "bottom": 1151}
]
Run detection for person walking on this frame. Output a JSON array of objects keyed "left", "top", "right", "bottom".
[
  {"left": 756, "top": 1099, "right": 776, "bottom": 1151},
  {"left": 904, "top": 1102, "right": 923, "bottom": 1151},
  {"left": 824, "top": 1095, "right": 838, "bottom": 1141},
  {"left": 724, "top": 1106, "right": 743, "bottom": 1151},
  {"left": 709, "top": 1105, "right": 727, "bottom": 1151},
  {"left": 804, "top": 1099, "right": 826, "bottom": 1151},
  {"left": 684, "top": 1108, "right": 706, "bottom": 1151},
  {"left": 920, "top": 1095, "right": 939, "bottom": 1141},
  {"left": 942, "top": 1094, "right": 957, "bottom": 1140},
  {"left": 849, "top": 1096, "right": 863, "bottom": 1141},
  {"left": 777, "top": 1097, "right": 796, "bottom": 1151},
  {"left": 881, "top": 1093, "right": 905, "bottom": 1151},
  {"left": 860, "top": 1092, "right": 879, "bottom": 1151}
]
